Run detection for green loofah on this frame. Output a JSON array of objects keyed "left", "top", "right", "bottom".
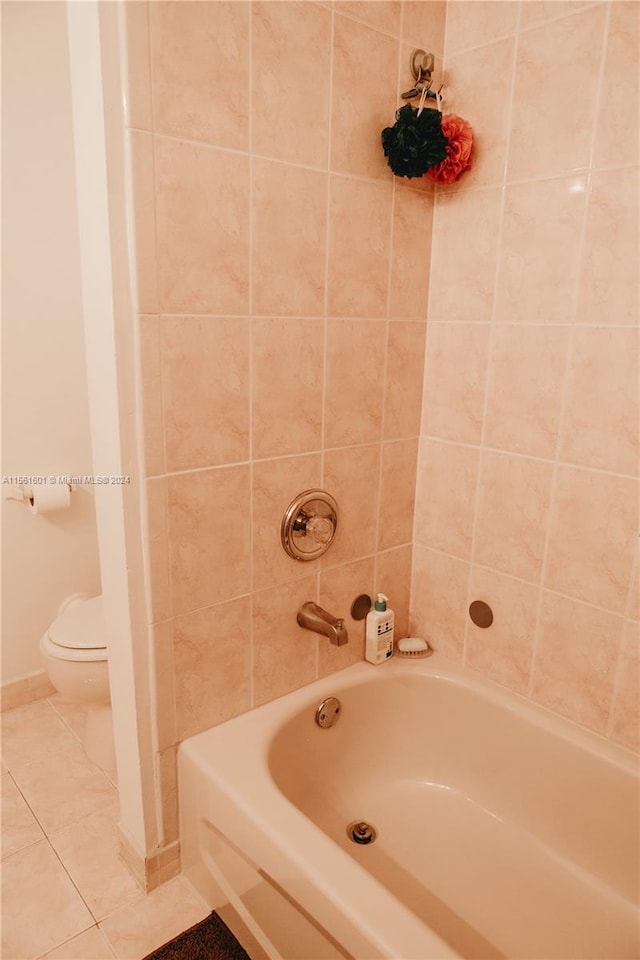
[{"left": 381, "top": 104, "right": 449, "bottom": 178}]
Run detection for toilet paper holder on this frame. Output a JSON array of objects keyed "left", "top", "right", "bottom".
[{"left": 3, "top": 481, "right": 72, "bottom": 515}]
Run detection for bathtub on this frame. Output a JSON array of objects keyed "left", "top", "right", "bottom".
[{"left": 178, "top": 654, "right": 639, "bottom": 960}]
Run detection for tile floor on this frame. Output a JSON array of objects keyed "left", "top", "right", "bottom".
[{"left": 1, "top": 695, "right": 209, "bottom": 960}]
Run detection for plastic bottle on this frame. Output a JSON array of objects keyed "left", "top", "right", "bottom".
[{"left": 365, "top": 593, "right": 394, "bottom": 665}]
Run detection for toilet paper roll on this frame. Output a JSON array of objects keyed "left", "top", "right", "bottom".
[{"left": 26, "top": 483, "right": 71, "bottom": 515}]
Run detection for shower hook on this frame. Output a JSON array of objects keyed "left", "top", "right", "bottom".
[{"left": 401, "top": 49, "right": 443, "bottom": 104}]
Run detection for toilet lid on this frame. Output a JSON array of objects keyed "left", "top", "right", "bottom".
[{"left": 49, "top": 596, "right": 107, "bottom": 651}]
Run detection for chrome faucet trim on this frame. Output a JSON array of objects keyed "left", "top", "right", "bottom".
[{"left": 297, "top": 601, "right": 348, "bottom": 647}]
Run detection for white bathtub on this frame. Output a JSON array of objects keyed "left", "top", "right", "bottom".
[{"left": 179, "top": 654, "right": 639, "bottom": 960}]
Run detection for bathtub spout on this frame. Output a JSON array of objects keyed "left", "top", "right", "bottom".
[{"left": 297, "top": 602, "right": 348, "bottom": 646}]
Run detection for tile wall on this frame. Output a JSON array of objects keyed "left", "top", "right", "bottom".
[
  {"left": 412, "top": 0, "right": 639, "bottom": 751},
  {"left": 125, "top": 0, "right": 446, "bottom": 848}
]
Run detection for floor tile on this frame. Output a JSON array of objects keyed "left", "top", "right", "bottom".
[
  {"left": 1, "top": 839, "right": 93, "bottom": 960},
  {"left": 48, "top": 696, "right": 88, "bottom": 743},
  {"left": 1, "top": 772, "right": 44, "bottom": 859},
  {"left": 12, "top": 751, "right": 118, "bottom": 835},
  {"left": 49, "top": 808, "right": 142, "bottom": 921},
  {"left": 99, "top": 875, "right": 209, "bottom": 960},
  {"left": 2, "top": 701, "right": 87, "bottom": 776},
  {"left": 39, "top": 925, "right": 117, "bottom": 959}
]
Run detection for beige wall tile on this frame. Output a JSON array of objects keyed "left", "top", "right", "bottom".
[
  {"left": 610, "top": 620, "right": 640, "bottom": 752},
  {"left": 337, "top": 1, "right": 402, "bottom": 37},
  {"left": 327, "top": 176, "right": 393, "bottom": 318},
  {"left": 444, "top": 1, "right": 517, "bottom": 56},
  {"left": 577, "top": 169, "right": 639, "bottom": 326},
  {"left": 252, "top": 160, "right": 327, "bottom": 317},
  {"left": 155, "top": 138, "right": 249, "bottom": 315},
  {"left": 496, "top": 178, "right": 586, "bottom": 325},
  {"left": 422, "top": 322, "right": 490, "bottom": 444},
  {"left": 545, "top": 468, "right": 638, "bottom": 614},
  {"left": 252, "top": 318, "right": 324, "bottom": 459},
  {"left": 161, "top": 316, "right": 250, "bottom": 471},
  {"left": 376, "top": 544, "right": 412, "bottom": 640},
  {"left": 150, "top": 1, "right": 249, "bottom": 150},
  {"left": 519, "top": 2, "right": 597, "bottom": 29},
  {"left": 560, "top": 327, "right": 639, "bottom": 475},
  {"left": 322, "top": 444, "right": 381, "bottom": 566},
  {"left": 324, "top": 319, "right": 386, "bottom": 447},
  {"left": 484, "top": 324, "right": 569, "bottom": 459},
  {"left": 146, "top": 478, "right": 171, "bottom": 624},
  {"left": 442, "top": 38, "right": 514, "bottom": 189},
  {"left": 252, "top": 2, "right": 331, "bottom": 167},
  {"left": 410, "top": 547, "right": 469, "bottom": 659},
  {"left": 532, "top": 592, "right": 623, "bottom": 734},
  {"left": 414, "top": 440, "right": 479, "bottom": 559},
  {"left": 252, "top": 577, "right": 319, "bottom": 706},
  {"left": 428, "top": 186, "right": 502, "bottom": 321},
  {"left": 403, "top": 0, "right": 446, "bottom": 51},
  {"left": 168, "top": 466, "right": 251, "bottom": 615},
  {"left": 152, "top": 620, "right": 176, "bottom": 751},
  {"left": 594, "top": 2, "right": 639, "bottom": 168},
  {"left": 474, "top": 452, "right": 553, "bottom": 582},
  {"left": 507, "top": 6, "right": 606, "bottom": 179},
  {"left": 129, "top": 130, "right": 158, "bottom": 315},
  {"left": 252, "top": 454, "right": 323, "bottom": 591},
  {"left": 378, "top": 438, "right": 418, "bottom": 550},
  {"left": 173, "top": 597, "right": 251, "bottom": 739},
  {"left": 139, "top": 317, "right": 165, "bottom": 477},
  {"left": 383, "top": 321, "right": 426, "bottom": 439},
  {"left": 158, "top": 745, "right": 179, "bottom": 847},
  {"left": 318, "top": 557, "right": 376, "bottom": 676},
  {"left": 124, "top": 1, "right": 152, "bottom": 131},
  {"left": 331, "top": 15, "right": 399, "bottom": 179},
  {"left": 388, "top": 186, "right": 433, "bottom": 320},
  {"left": 466, "top": 566, "right": 538, "bottom": 695}
]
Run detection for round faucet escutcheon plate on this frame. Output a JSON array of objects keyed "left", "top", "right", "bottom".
[{"left": 281, "top": 489, "right": 338, "bottom": 561}]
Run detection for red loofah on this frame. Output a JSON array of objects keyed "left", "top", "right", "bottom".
[{"left": 427, "top": 114, "right": 473, "bottom": 184}]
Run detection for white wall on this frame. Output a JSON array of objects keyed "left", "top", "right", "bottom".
[{"left": 1, "top": 1, "right": 101, "bottom": 682}]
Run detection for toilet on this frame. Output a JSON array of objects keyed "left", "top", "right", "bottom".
[{"left": 40, "top": 594, "right": 116, "bottom": 781}]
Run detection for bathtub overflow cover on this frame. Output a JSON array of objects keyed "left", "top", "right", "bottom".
[
  {"left": 315, "top": 696, "right": 341, "bottom": 728},
  {"left": 347, "top": 820, "right": 377, "bottom": 845}
]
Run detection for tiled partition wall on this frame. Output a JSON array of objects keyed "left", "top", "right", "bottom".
[
  {"left": 125, "top": 0, "right": 444, "bottom": 848},
  {"left": 412, "top": 1, "right": 639, "bottom": 752}
]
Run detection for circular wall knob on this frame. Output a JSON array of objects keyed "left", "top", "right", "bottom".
[{"left": 281, "top": 489, "right": 338, "bottom": 561}]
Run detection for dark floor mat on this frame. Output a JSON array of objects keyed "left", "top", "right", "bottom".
[{"left": 142, "top": 912, "right": 252, "bottom": 960}]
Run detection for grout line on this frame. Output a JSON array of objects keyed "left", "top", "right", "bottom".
[
  {"left": 463, "top": 0, "right": 519, "bottom": 667},
  {"left": 320, "top": 1, "right": 335, "bottom": 491},
  {"left": 316, "top": 0, "right": 335, "bottom": 684},
  {"left": 146, "top": 310, "right": 635, "bottom": 328},
  {"left": 34, "top": 924, "right": 113, "bottom": 960},
  {"left": 373, "top": 23, "right": 404, "bottom": 588},
  {"left": 144, "top": 436, "right": 639, "bottom": 484},
  {"left": 443, "top": 1, "right": 605, "bottom": 59},
  {"left": 3, "top": 749, "right": 103, "bottom": 923},
  {"left": 145, "top": 129, "right": 395, "bottom": 187},
  {"left": 248, "top": 0, "right": 256, "bottom": 706},
  {"left": 413, "top": 542, "right": 631, "bottom": 623},
  {"left": 527, "top": 0, "right": 612, "bottom": 701}
]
